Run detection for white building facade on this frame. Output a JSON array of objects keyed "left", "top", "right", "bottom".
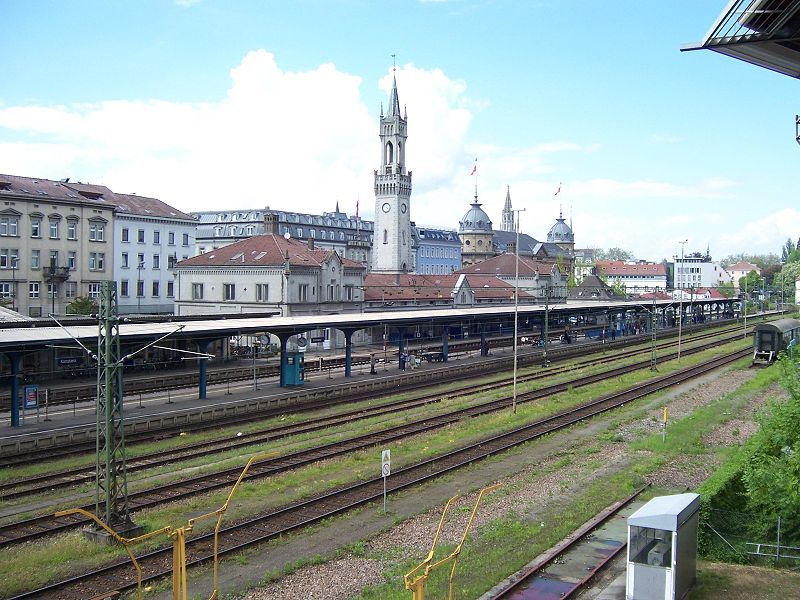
[
  {"left": 113, "top": 194, "right": 196, "bottom": 314},
  {"left": 673, "top": 252, "right": 732, "bottom": 290}
]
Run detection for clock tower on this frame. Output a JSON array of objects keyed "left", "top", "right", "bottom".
[{"left": 372, "top": 70, "right": 412, "bottom": 273}]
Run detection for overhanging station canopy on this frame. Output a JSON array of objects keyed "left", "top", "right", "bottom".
[{"left": 682, "top": 0, "right": 800, "bottom": 79}]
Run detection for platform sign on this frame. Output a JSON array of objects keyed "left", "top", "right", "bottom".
[
  {"left": 381, "top": 449, "right": 391, "bottom": 514},
  {"left": 381, "top": 449, "right": 391, "bottom": 477},
  {"left": 23, "top": 385, "right": 38, "bottom": 410},
  {"left": 311, "top": 336, "right": 325, "bottom": 343}
]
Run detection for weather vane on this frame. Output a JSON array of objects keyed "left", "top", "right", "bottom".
[{"left": 391, "top": 53, "right": 396, "bottom": 72}]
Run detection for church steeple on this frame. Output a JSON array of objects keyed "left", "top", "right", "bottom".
[
  {"left": 388, "top": 73, "right": 401, "bottom": 117},
  {"left": 501, "top": 185, "right": 514, "bottom": 232},
  {"left": 372, "top": 64, "right": 413, "bottom": 274}
]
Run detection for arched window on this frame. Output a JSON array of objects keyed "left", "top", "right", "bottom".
[
  {"left": 402, "top": 231, "right": 406, "bottom": 245},
  {"left": 385, "top": 141, "right": 394, "bottom": 165},
  {"left": 383, "top": 229, "right": 388, "bottom": 244}
]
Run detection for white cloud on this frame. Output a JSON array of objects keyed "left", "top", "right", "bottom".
[{"left": 0, "top": 51, "right": 785, "bottom": 264}]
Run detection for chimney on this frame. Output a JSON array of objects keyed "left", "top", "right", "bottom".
[
  {"left": 307, "top": 238, "right": 315, "bottom": 251},
  {"left": 264, "top": 212, "right": 279, "bottom": 235}
]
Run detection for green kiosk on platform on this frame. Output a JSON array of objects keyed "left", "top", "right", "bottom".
[{"left": 284, "top": 337, "right": 307, "bottom": 386}]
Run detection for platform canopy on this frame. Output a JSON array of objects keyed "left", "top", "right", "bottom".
[{"left": 682, "top": 0, "right": 800, "bottom": 79}]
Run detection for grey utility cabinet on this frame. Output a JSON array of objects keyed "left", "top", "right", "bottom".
[{"left": 626, "top": 493, "right": 701, "bottom": 600}]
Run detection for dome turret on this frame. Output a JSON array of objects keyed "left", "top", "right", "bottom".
[{"left": 459, "top": 200, "right": 493, "bottom": 233}]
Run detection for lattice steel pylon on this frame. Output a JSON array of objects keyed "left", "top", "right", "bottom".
[{"left": 94, "top": 280, "right": 137, "bottom": 535}]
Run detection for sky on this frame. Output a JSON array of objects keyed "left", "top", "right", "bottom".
[{"left": 1, "top": 0, "right": 798, "bottom": 263}]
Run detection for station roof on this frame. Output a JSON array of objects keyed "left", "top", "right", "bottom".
[
  {"left": 0, "top": 297, "right": 732, "bottom": 352},
  {"left": 683, "top": 0, "right": 800, "bottom": 79}
]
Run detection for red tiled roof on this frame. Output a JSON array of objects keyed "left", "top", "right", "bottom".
[
  {"left": 110, "top": 193, "right": 194, "bottom": 221},
  {"left": 455, "top": 253, "right": 556, "bottom": 277},
  {"left": 596, "top": 260, "right": 666, "bottom": 277},
  {"left": 177, "top": 234, "right": 364, "bottom": 269},
  {"left": 0, "top": 174, "right": 192, "bottom": 220},
  {"left": 0, "top": 174, "right": 112, "bottom": 206},
  {"left": 728, "top": 261, "right": 759, "bottom": 272},
  {"left": 639, "top": 291, "right": 672, "bottom": 300},
  {"left": 363, "top": 273, "right": 532, "bottom": 301}
]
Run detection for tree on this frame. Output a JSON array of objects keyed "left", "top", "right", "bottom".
[
  {"left": 715, "top": 281, "right": 736, "bottom": 298},
  {"left": 66, "top": 296, "right": 98, "bottom": 315},
  {"left": 596, "top": 247, "right": 634, "bottom": 261},
  {"left": 782, "top": 238, "right": 796, "bottom": 263},
  {"left": 609, "top": 278, "right": 627, "bottom": 297},
  {"left": 739, "top": 271, "right": 763, "bottom": 297}
]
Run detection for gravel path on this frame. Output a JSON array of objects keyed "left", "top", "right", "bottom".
[{"left": 242, "top": 366, "right": 773, "bottom": 600}]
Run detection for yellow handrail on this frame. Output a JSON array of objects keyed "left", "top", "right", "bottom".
[{"left": 404, "top": 483, "right": 501, "bottom": 600}]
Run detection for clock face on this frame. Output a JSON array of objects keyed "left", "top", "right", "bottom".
[
  {"left": 382, "top": 203, "right": 391, "bottom": 213},
  {"left": 401, "top": 203, "right": 407, "bottom": 213}
]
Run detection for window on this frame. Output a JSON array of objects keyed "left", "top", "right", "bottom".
[
  {"left": 68, "top": 251, "right": 76, "bottom": 270},
  {"left": 152, "top": 281, "right": 160, "bottom": 297},
  {"left": 310, "top": 229, "right": 315, "bottom": 238},
  {"left": 297, "top": 228, "right": 303, "bottom": 238},
  {"left": 346, "top": 285, "right": 354, "bottom": 301},
  {"left": 383, "top": 230, "right": 388, "bottom": 244},
  {"left": 168, "top": 254, "right": 177, "bottom": 269},
  {"left": 152, "top": 254, "right": 160, "bottom": 269},
  {"left": 89, "top": 222, "right": 105, "bottom": 241},
  {"left": 49, "top": 219, "right": 59, "bottom": 239},
  {"left": 256, "top": 284, "right": 269, "bottom": 302},
  {"left": 223, "top": 283, "right": 235, "bottom": 301},
  {"left": 31, "top": 249, "right": 40, "bottom": 269},
  {"left": 298, "top": 284, "right": 309, "bottom": 302},
  {"left": 88, "top": 283, "right": 101, "bottom": 299},
  {"left": 168, "top": 231, "right": 175, "bottom": 245},
  {"left": 0, "top": 283, "right": 10, "bottom": 298},
  {"left": 121, "top": 252, "right": 129, "bottom": 268},
  {"left": 31, "top": 219, "right": 41, "bottom": 238},
  {"left": 29, "top": 282, "right": 39, "bottom": 298},
  {"left": 0, "top": 249, "right": 8, "bottom": 268},
  {"left": 137, "top": 280, "right": 144, "bottom": 298},
  {"left": 47, "top": 283, "right": 57, "bottom": 299},
  {"left": 182, "top": 233, "right": 189, "bottom": 246},
  {"left": 0, "top": 216, "right": 18, "bottom": 236},
  {"left": 120, "top": 280, "right": 129, "bottom": 297},
  {"left": 89, "top": 252, "right": 105, "bottom": 271},
  {"left": 166, "top": 281, "right": 174, "bottom": 298},
  {"left": 192, "top": 283, "right": 204, "bottom": 300},
  {"left": 138, "top": 253, "right": 145, "bottom": 269},
  {"left": 153, "top": 230, "right": 160, "bottom": 244},
  {"left": 67, "top": 221, "right": 78, "bottom": 240},
  {"left": 137, "top": 229, "right": 145, "bottom": 243},
  {"left": 122, "top": 228, "right": 129, "bottom": 242},
  {"left": 49, "top": 250, "right": 58, "bottom": 268},
  {"left": 65, "top": 282, "right": 77, "bottom": 299}
]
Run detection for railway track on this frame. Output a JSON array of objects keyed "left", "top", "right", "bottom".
[
  {"left": 0, "top": 335, "right": 747, "bottom": 547},
  {"left": 0, "top": 327, "right": 744, "bottom": 502},
  {"left": 484, "top": 486, "right": 649, "bottom": 599},
  {"left": 0, "top": 318, "right": 749, "bottom": 467},
  {"left": 7, "top": 348, "right": 750, "bottom": 599}
]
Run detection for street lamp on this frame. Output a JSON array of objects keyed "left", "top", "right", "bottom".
[
  {"left": 137, "top": 262, "right": 144, "bottom": 314},
  {"left": 511, "top": 207, "right": 526, "bottom": 414},
  {"left": 10, "top": 256, "right": 17, "bottom": 312},
  {"left": 676, "top": 240, "right": 688, "bottom": 362}
]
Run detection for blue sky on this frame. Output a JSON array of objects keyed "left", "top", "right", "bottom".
[{"left": 1, "top": 0, "right": 798, "bottom": 263}]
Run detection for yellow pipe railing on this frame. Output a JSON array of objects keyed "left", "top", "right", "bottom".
[{"left": 404, "top": 483, "right": 501, "bottom": 600}]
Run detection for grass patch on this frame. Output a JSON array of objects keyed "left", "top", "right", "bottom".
[{"left": 0, "top": 336, "right": 755, "bottom": 597}]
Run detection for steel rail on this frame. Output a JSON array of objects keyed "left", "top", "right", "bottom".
[
  {"left": 0, "top": 334, "right": 748, "bottom": 547},
  {"left": 0, "top": 325, "right": 738, "bottom": 500},
  {"left": 7, "top": 348, "right": 748, "bottom": 600}
]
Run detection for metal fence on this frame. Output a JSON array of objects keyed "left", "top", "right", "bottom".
[{"left": 701, "top": 508, "right": 800, "bottom": 566}]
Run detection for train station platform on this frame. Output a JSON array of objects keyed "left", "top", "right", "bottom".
[{"left": 0, "top": 333, "right": 566, "bottom": 453}]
